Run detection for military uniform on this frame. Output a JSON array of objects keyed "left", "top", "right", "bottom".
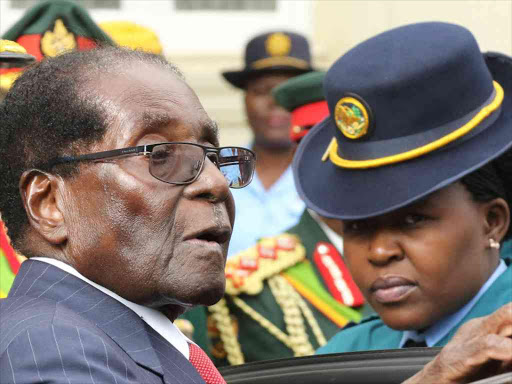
[{"left": 183, "top": 210, "right": 372, "bottom": 366}]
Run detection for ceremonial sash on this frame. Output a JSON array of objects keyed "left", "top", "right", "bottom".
[{"left": 282, "top": 260, "right": 362, "bottom": 328}]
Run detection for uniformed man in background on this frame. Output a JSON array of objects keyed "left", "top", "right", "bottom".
[
  {"left": 182, "top": 71, "right": 372, "bottom": 365},
  {"left": 222, "top": 31, "right": 315, "bottom": 258}
]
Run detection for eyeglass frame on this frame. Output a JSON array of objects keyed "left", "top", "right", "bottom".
[{"left": 43, "top": 142, "right": 256, "bottom": 188}]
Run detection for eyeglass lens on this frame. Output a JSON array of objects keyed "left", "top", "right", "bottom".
[
  {"left": 149, "top": 143, "right": 254, "bottom": 188},
  {"left": 218, "top": 147, "right": 254, "bottom": 188}
]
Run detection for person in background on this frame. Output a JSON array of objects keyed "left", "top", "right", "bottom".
[
  {"left": 0, "top": 0, "right": 113, "bottom": 297},
  {"left": 182, "top": 71, "right": 372, "bottom": 366},
  {"left": 292, "top": 22, "right": 512, "bottom": 383},
  {"left": 222, "top": 31, "right": 314, "bottom": 257}
]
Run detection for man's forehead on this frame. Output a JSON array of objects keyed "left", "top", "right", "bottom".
[
  {"left": 135, "top": 110, "right": 219, "bottom": 145},
  {"left": 91, "top": 64, "right": 193, "bottom": 112},
  {"left": 90, "top": 70, "right": 219, "bottom": 146}
]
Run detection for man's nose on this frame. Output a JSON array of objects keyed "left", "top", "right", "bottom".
[
  {"left": 184, "top": 156, "right": 230, "bottom": 203},
  {"left": 367, "top": 228, "right": 405, "bottom": 266}
]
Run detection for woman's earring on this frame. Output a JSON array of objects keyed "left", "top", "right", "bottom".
[{"left": 489, "top": 238, "right": 501, "bottom": 250}]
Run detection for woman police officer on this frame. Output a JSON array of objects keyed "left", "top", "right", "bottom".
[{"left": 293, "top": 22, "right": 512, "bottom": 382}]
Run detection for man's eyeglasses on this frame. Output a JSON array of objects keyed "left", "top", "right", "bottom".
[{"left": 46, "top": 142, "right": 256, "bottom": 189}]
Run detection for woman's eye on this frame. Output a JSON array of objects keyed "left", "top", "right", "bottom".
[
  {"left": 343, "top": 221, "right": 368, "bottom": 233},
  {"left": 403, "top": 214, "right": 426, "bottom": 226}
]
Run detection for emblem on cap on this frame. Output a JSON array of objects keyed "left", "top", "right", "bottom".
[
  {"left": 41, "top": 19, "right": 76, "bottom": 57},
  {"left": 334, "top": 96, "right": 370, "bottom": 139},
  {"left": 265, "top": 32, "right": 292, "bottom": 57}
]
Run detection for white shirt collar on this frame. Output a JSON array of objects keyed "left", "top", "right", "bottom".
[
  {"left": 308, "top": 209, "right": 344, "bottom": 255},
  {"left": 32, "top": 257, "right": 193, "bottom": 359}
]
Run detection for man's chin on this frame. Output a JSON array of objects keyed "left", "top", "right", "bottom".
[
  {"left": 185, "top": 282, "right": 226, "bottom": 307},
  {"left": 254, "top": 136, "right": 293, "bottom": 151}
]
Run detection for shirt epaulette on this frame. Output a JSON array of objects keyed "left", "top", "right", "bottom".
[{"left": 225, "top": 233, "right": 306, "bottom": 296}]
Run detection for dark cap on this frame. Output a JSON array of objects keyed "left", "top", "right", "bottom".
[
  {"left": 222, "top": 31, "right": 314, "bottom": 89},
  {"left": 273, "top": 71, "right": 329, "bottom": 142},
  {"left": 293, "top": 22, "right": 512, "bottom": 220}
]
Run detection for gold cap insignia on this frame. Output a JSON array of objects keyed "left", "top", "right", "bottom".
[
  {"left": 334, "top": 96, "right": 370, "bottom": 139},
  {"left": 41, "top": 19, "right": 76, "bottom": 57},
  {"left": 265, "top": 32, "right": 292, "bottom": 57}
]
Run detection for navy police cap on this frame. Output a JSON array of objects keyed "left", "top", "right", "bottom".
[
  {"left": 293, "top": 22, "right": 512, "bottom": 220},
  {"left": 222, "top": 31, "right": 314, "bottom": 89}
]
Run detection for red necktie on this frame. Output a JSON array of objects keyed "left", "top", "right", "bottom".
[{"left": 189, "top": 343, "right": 226, "bottom": 384}]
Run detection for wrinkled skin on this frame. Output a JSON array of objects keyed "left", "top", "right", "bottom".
[
  {"left": 245, "top": 73, "right": 295, "bottom": 150},
  {"left": 340, "top": 183, "right": 506, "bottom": 331},
  {"left": 23, "top": 64, "right": 235, "bottom": 319}
]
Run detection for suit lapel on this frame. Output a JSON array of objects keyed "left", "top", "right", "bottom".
[
  {"left": 145, "top": 325, "right": 204, "bottom": 384},
  {"left": 9, "top": 260, "right": 203, "bottom": 383}
]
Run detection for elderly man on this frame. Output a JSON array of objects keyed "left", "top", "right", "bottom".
[{"left": 0, "top": 46, "right": 255, "bottom": 384}]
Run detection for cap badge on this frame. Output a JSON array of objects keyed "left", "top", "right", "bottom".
[
  {"left": 41, "top": 19, "right": 76, "bottom": 57},
  {"left": 265, "top": 32, "right": 292, "bottom": 57},
  {"left": 334, "top": 96, "right": 370, "bottom": 139}
]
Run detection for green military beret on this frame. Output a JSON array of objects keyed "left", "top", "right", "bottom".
[
  {"left": 273, "top": 71, "right": 329, "bottom": 142},
  {"left": 273, "top": 71, "right": 326, "bottom": 112}
]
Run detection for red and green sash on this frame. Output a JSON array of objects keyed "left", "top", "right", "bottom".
[
  {"left": 282, "top": 260, "right": 362, "bottom": 328},
  {"left": 0, "top": 221, "right": 20, "bottom": 298}
]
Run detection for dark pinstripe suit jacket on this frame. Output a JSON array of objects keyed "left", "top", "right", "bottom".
[{"left": 0, "top": 259, "right": 206, "bottom": 384}]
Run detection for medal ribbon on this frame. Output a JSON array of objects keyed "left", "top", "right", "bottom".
[{"left": 281, "top": 260, "right": 362, "bottom": 328}]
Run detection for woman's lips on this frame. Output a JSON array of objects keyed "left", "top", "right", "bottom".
[{"left": 370, "top": 276, "right": 417, "bottom": 304}]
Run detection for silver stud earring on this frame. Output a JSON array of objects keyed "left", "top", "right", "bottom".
[{"left": 489, "top": 238, "right": 500, "bottom": 250}]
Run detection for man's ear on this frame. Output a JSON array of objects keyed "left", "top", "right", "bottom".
[
  {"left": 482, "top": 197, "right": 510, "bottom": 244},
  {"left": 19, "top": 170, "right": 67, "bottom": 245}
]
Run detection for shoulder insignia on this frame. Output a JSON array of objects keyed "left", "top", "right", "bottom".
[
  {"left": 313, "top": 242, "right": 365, "bottom": 307},
  {"left": 225, "top": 234, "right": 306, "bottom": 296}
]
